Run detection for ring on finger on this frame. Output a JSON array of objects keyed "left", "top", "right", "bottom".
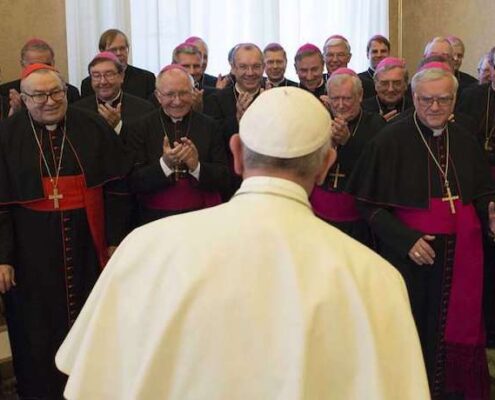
[{"left": 414, "top": 251, "right": 421, "bottom": 258}]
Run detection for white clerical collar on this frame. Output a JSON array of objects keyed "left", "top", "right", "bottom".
[
  {"left": 99, "top": 90, "right": 122, "bottom": 106},
  {"left": 234, "top": 176, "right": 311, "bottom": 209},
  {"left": 432, "top": 128, "right": 444, "bottom": 137},
  {"left": 163, "top": 110, "right": 183, "bottom": 123},
  {"left": 45, "top": 124, "right": 57, "bottom": 131},
  {"left": 268, "top": 78, "right": 285, "bottom": 87}
]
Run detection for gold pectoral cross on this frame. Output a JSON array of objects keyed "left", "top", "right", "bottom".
[
  {"left": 329, "top": 163, "right": 346, "bottom": 189},
  {"left": 48, "top": 186, "right": 63, "bottom": 209},
  {"left": 442, "top": 183, "right": 459, "bottom": 214}
]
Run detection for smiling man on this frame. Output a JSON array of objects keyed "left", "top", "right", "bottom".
[
  {"left": 0, "top": 63, "right": 130, "bottom": 399},
  {"left": 263, "top": 43, "right": 297, "bottom": 88},
  {"left": 347, "top": 63, "right": 495, "bottom": 399},
  {"left": 204, "top": 43, "right": 265, "bottom": 198},
  {"left": 358, "top": 35, "right": 391, "bottom": 99},
  {"left": 124, "top": 65, "right": 229, "bottom": 225},
  {"left": 80, "top": 29, "right": 156, "bottom": 100},
  {"left": 73, "top": 52, "right": 153, "bottom": 133},
  {"left": 294, "top": 43, "right": 326, "bottom": 98},
  {"left": 362, "top": 57, "right": 412, "bottom": 121}
]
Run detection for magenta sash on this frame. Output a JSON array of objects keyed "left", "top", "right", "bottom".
[
  {"left": 140, "top": 177, "right": 221, "bottom": 211},
  {"left": 310, "top": 187, "right": 360, "bottom": 222},
  {"left": 395, "top": 198, "right": 489, "bottom": 399}
]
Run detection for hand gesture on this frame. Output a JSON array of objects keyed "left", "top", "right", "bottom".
[
  {"left": 0, "top": 264, "right": 15, "bottom": 293},
  {"left": 191, "top": 88, "right": 204, "bottom": 112},
  {"left": 408, "top": 235, "right": 436, "bottom": 266},
  {"left": 331, "top": 116, "right": 351, "bottom": 146},
  {"left": 382, "top": 109, "right": 399, "bottom": 122},
  {"left": 98, "top": 102, "right": 122, "bottom": 128},
  {"left": 180, "top": 138, "right": 199, "bottom": 171},
  {"left": 8, "top": 89, "right": 22, "bottom": 116},
  {"left": 236, "top": 92, "right": 254, "bottom": 122},
  {"left": 319, "top": 95, "right": 330, "bottom": 110},
  {"left": 216, "top": 74, "right": 229, "bottom": 89}
]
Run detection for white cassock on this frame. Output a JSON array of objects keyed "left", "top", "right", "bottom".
[{"left": 56, "top": 176, "right": 430, "bottom": 400}]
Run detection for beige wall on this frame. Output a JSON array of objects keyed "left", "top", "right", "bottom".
[
  {"left": 0, "top": 0, "right": 68, "bottom": 84},
  {"left": 391, "top": 0, "right": 495, "bottom": 79}
]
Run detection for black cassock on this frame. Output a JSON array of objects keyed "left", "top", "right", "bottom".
[
  {"left": 357, "top": 68, "right": 378, "bottom": 99},
  {"left": 123, "top": 108, "right": 230, "bottom": 225},
  {"left": 310, "top": 110, "right": 385, "bottom": 247},
  {"left": 346, "top": 113, "right": 494, "bottom": 399},
  {"left": 0, "top": 107, "right": 130, "bottom": 398}
]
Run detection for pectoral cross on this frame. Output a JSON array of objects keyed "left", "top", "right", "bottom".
[
  {"left": 329, "top": 163, "right": 345, "bottom": 189},
  {"left": 442, "top": 182, "right": 459, "bottom": 214},
  {"left": 48, "top": 186, "right": 63, "bottom": 209}
]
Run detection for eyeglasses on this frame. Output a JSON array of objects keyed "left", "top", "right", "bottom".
[
  {"left": 376, "top": 80, "right": 405, "bottom": 89},
  {"left": 329, "top": 96, "right": 355, "bottom": 104},
  {"left": 90, "top": 71, "right": 119, "bottom": 81},
  {"left": 22, "top": 88, "right": 66, "bottom": 104},
  {"left": 416, "top": 95, "right": 454, "bottom": 107},
  {"left": 156, "top": 89, "right": 193, "bottom": 101},
  {"left": 236, "top": 64, "right": 263, "bottom": 73},
  {"left": 325, "top": 52, "right": 349, "bottom": 60},
  {"left": 107, "top": 46, "right": 128, "bottom": 54}
]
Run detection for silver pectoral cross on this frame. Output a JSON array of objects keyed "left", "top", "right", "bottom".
[{"left": 329, "top": 163, "right": 346, "bottom": 189}]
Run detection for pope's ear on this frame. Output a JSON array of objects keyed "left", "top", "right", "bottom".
[{"left": 229, "top": 134, "right": 244, "bottom": 176}]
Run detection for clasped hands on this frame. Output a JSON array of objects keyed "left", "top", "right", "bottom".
[{"left": 162, "top": 136, "right": 199, "bottom": 172}]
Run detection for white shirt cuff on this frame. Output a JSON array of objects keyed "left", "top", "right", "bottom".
[
  {"left": 189, "top": 163, "right": 200, "bottom": 180},
  {"left": 159, "top": 157, "right": 173, "bottom": 177}
]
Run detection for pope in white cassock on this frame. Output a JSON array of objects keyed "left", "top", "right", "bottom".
[{"left": 56, "top": 87, "right": 429, "bottom": 399}]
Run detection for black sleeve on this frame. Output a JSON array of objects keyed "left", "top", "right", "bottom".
[
  {"left": 197, "top": 123, "right": 230, "bottom": 193},
  {"left": 104, "top": 178, "right": 134, "bottom": 246},
  {"left": 0, "top": 207, "right": 14, "bottom": 266},
  {"left": 203, "top": 93, "right": 239, "bottom": 142},
  {"left": 80, "top": 77, "right": 94, "bottom": 98},
  {"left": 124, "top": 121, "right": 174, "bottom": 194},
  {"left": 357, "top": 200, "right": 423, "bottom": 258}
]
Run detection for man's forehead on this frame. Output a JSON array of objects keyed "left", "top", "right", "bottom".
[
  {"left": 326, "top": 44, "right": 348, "bottom": 53},
  {"left": 23, "top": 71, "right": 62, "bottom": 90},
  {"left": 159, "top": 70, "right": 190, "bottom": 87},
  {"left": 265, "top": 50, "right": 285, "bottom": 58},
  {"left": 379, "top": 67, "right": 405, "bottom": 79},
  {"left": 370, "top": 41, "right": 388, "bottom": 50},
  {"left": 415, "top": 77, "right": 453, "bottom": 94},
  {"left": 24, "top": 49, "right": 53, "bottom": 63},
  {"left": 236, "top": 48, "right": 262, "bottom": 62},
  {"left": 177, "top": 53, "right": 201, "bottom": 63},
  {"left": 297, "top": 53, "right": 322, "bottom": 67},
  {"left": 107, "top": 34, "right": 127, "bottom": 47},
  {"left": 90, "top": 60, "right": 119, "bottom": 71}
]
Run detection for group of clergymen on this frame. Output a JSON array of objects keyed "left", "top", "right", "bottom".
[{"left": 1, "top": 28, "right": 495, "bottom": 399}]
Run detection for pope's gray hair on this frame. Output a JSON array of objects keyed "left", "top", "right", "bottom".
[{"left": 242, "top": 139, "right": 331, "bottom": 179}]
